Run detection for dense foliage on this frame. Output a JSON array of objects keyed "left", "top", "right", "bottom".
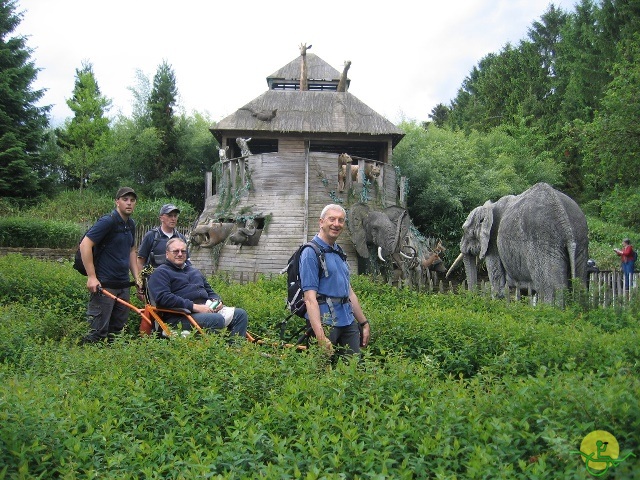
[
  {"left": 0, "top": 255, "right": 638, "bottom": 478},
  {"left": 0, "top": 0, "right": 51, "bottom": 203},
  {"left": 436, "top": 0, "right": 640, "bottom": 217}
]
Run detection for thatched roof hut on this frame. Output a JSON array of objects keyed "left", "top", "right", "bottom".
[
  {"left": 211, "top": 53, "right": 404, "bottom": 161},
  {"left": 191, "top": 50, "right": 410, "bottom": 279}
]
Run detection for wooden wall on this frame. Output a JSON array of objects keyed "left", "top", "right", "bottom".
[{"left": 190, "top": 150, "right": 401, "bottom": 279}]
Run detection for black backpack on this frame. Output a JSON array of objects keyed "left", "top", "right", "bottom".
[
  {"left": 72, "top": 212, "right": 122, "bottom": 275},
  {"left": 283, "top": 240, "right": 346, "bottom": 318}
]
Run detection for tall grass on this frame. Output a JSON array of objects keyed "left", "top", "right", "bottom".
[{"left": 0, "top": 255, "right": 638, "bottom": 477}]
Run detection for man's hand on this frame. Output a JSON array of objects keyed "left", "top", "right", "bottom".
[
  {"left": 87, "top": 275, "right": 101, "bottom": 293},
  {"left": 360, "top": 322, "right": 371, "bottom": 347},
  {"left": 192, "top": 302, "right": 224, "bottom": 314},
  {"left": 317, "top": 335, "right": 334, "bottom": 355}
]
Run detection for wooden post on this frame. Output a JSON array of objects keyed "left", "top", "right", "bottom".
[
  {"left": 399, "top": 176, "right": 407, "bottom": 207},
  {"left": 229, "top": 161, "right": 237, "bottom": 190},
  {"left": 205, "top": 171, "right": 212, "bottom": 198}
]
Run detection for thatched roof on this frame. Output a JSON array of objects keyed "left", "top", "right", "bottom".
[
  {"left": 267, "top": 53, "right": 340, "bottom": 82},
  {"left": 212, "top": 90, "right": 404, "bottom": 145}
]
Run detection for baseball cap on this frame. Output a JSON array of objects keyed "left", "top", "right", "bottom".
[
  {"left": 116, "top": 187, "right": 137, "bottom": 199},
  {"left": 160, "top": 204, "right": 180, "bottom": 215}
]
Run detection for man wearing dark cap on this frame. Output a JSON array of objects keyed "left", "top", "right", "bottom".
[{"left": 79, "top": 187, "right": 140, "bottom": 343}]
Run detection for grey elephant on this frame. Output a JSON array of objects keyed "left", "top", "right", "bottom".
[
  {"left": 448, "top": 183, "right": 589, "bottom": 303},
  {"left": 349, "top": 204, "right": 416, "bottom": 266}
]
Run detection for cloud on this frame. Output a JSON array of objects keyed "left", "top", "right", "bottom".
[{"left": 15, "top": 0, "right": 578, "bottom": 125}]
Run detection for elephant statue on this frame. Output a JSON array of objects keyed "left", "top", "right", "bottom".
[
  {"left": 190, "top": 220, "right": 234, "bottom": 248},
  {"left": 448, "top": 183, "right": 589, "bottom": 303},
  {"left": 349, "top": 204, "right": 417, "bottom": 267}
]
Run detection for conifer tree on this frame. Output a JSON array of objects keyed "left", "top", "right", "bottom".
[
  {"left": 56, "top": 61, "right": 111, "bottom": 190},
  {"left": 148, "top": 60, "right": 178, "bottom": 180},
  {"left": 0, "top": 0, "right": 50, "bottom": 201}
]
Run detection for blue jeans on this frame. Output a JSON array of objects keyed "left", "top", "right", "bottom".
[
  {"left": 188, "top": 308, "right": 248, "bottom": 337},
  {"left": 622, "top": 261, "right": 635, "bottom": 290}
]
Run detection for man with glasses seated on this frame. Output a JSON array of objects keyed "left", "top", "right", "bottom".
[{"left": 147, "top": 238, "right": 248, "bottom": 338}]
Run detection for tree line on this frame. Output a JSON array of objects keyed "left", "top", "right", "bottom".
[
  {"left": 1, "top": 0, "right": 638, "bottom": 247},
  {"left": 395, "top": 0, "right": 640, "bottom": 245},
  {"left": 0, "top": 0, "right": 217, "bottom": 210}
]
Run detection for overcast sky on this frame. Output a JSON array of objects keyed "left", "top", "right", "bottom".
[{"left": 15, "top": 0, "right": 578, "bottom": 126}]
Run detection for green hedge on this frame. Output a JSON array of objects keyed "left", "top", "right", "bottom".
[
  {"left": 0, "top": 217, "right": 83, "bottom": 248},
  {"left": 20, "top": 190, "right": 199, "bottom": 228},
  {"left": 0, "top": 340, "right": 637, "bottom": 478},
  {"left": 0, "top": 256, "right": 638, "bottom": 478}
]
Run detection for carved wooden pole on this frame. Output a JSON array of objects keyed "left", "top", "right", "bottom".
[
  {"left": 299, "top": 43, "right": 311, "bottom": 91},
  {"left": 337, "top": 60, "right": 351, "bottom": 92}
]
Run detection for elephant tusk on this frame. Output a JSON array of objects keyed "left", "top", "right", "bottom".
[
  {"left": 445, "top": 253, "right": 464, "bottom": 278},
  {"left": 400, "top": 251, "right": 414, "bottom": 260},
  {"left": 378, "top": 246, "right": 385, "bottom": 262}
]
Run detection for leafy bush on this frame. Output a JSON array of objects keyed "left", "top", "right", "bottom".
[
  {"left": 0, "top": 254, "right": 86, "bottom": 308},
  {"left": 0, "top": 259, "right": 638, "bottom": 478},
  {"left": 19, "top": 189, "right": 199, "bottom": 227},
  {"left": 0, "top": 218, "right": 82, "bottom": 248}
]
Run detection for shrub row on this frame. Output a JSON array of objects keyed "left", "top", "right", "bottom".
[
  {"left": 0, "top": 256, "right": 638, "bottom": 478},
  {"left": 0, "top": 218, "right": 83, "bottom": 248},
  {"left": 0, "top": 337, "right": 637, "bottom": 478},
  {"left": 2, "top": 255, "right": 639, "bottom": 380},
  {"left": 18, "top": 190, "right": 199, "bottom": 229}
]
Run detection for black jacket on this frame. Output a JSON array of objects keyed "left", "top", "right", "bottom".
[{"left": 147, "top": 262, "right": 220, "bottom": 312}]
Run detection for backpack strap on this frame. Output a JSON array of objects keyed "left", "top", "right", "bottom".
[
  {"left": 308, "top": 240, "right": 349, "bottom": 323},
  {"left": 307, "top": 240, "right": 328, "bottom": 278},
  {"left": 95, "top": 212, "right": 120, "bottom": 258},
  {"left": 149, "top": 227, "right": 163, "bottom": 256}
]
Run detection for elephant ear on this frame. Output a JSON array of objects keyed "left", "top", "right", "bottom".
[
  {"left": 479, "top": 201, "right": 494, "bottom": 259},
  {"left": 349, "top": 203, "right": 371, "bottom": 258},
  {"left": 384, "top": 206, "right": 410, "bottom": 252}
]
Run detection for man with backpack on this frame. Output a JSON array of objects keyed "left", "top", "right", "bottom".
[
  {"left": 614, "top": 238, "right": 636, "bottom": 291},
  {"left": 137, "top": 204, "right": 189, "bottom": 269},
  {"left": 299, "top": 204, "right": 370, "bottom": 360},
  {"left": 79, "top": 187, "right": 140, "bottom": 343}
]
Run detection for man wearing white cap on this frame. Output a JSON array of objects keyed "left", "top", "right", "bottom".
[{"left": 137, "top": 203, "right": 189, "bottom": 273}]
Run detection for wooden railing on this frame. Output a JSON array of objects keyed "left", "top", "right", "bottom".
[{"left": 403, "top": 271, "right": 640, "bottom": 308}]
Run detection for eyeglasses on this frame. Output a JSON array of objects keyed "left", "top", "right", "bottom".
[{"left": 169, "top": 249, "right": 187, "bottom": 255}]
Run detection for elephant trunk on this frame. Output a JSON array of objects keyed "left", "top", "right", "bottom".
[{"left": 463, "top": 254, "right": 478, "bottom": 290}]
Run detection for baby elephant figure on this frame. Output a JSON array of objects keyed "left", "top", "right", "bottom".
[{"left": 236, "top": 137, "right": 252, "bottom": 157}]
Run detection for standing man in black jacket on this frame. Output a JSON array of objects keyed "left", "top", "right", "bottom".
[{"left": 80, "top": 187, "right": 140, "bottom": 343}]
